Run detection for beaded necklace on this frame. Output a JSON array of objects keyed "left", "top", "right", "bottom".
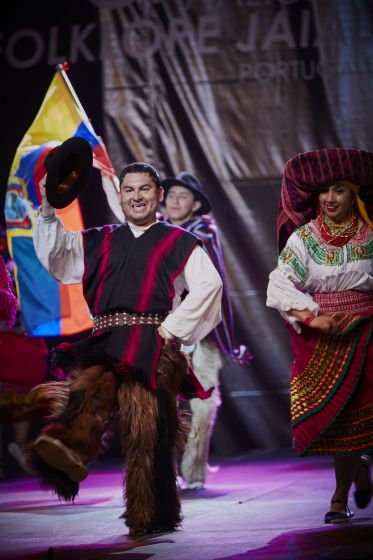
[{"left": 317, "top": 211, "right": 359, "bottom": 246}]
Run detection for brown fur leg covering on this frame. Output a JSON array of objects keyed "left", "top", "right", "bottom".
[
  {"left": 26, "top": 365, "right": 118, "bottom": 501},
  {"left": 118, "top": 372, "right": 159, "bottom": 534},
  {"left": 118, "top": 347, "right": 190, "bottom": 535},
  {"left": 152, "top": 349, "right": 189, "bottom": 531}
]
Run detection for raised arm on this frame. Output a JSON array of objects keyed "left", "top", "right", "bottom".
[{"left": 33, "top": 176, "right": 84, "bottom": 284}]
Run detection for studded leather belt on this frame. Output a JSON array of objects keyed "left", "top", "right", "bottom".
[{"left": 92, "top": 310, "right": 166, "bottom": 333}]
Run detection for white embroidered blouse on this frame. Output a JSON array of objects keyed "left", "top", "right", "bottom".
[{"left": 266, "top": 220, "right": 373, "bottom": 332}]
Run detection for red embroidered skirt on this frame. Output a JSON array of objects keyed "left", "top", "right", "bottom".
[{"left": 289, "top": 290, "right": 373, "bottom": 456}]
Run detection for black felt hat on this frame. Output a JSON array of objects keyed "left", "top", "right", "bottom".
[
  {"left": 162, "top": 172, "right": 211, "bottom": 215},
  {"left": 44, "top": 137, "right": 93, "bottom": 209}
]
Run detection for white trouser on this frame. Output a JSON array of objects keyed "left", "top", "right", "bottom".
[{"left": 180, "top": 338, "right": 222, "bottom": 485}]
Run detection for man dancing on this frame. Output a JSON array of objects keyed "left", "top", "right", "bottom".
[
  {"left": 29, "top": 162, "right": 223, "bottom": 536},
  {"left": 162, "top": 171, "right": 251, "bottom": 490}
]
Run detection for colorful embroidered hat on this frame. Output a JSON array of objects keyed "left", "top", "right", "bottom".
[
  {"left": 162, "top": 172, "right": 211, "bottom": 215},
  {"left": 277, "top": 147, "right": 373, "bottom": 251}
]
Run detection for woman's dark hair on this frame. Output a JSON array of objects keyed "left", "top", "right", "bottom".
[{"left": 119, "top": 162, "right": 160, "bottom": 188}]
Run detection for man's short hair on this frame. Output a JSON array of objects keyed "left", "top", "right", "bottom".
[{"left": 119, "top": 162, "right": 161, "bottom": 188}]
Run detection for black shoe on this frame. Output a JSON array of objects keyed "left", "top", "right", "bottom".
[{"left": 324, "top": 504, "right": 354, "bottom": 524}]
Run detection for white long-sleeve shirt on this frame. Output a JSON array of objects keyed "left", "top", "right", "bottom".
[
  {"left": 33, "top": 211, "right": 223, "bottom": 345},
  {"left": 267, "top": 221, "right": 373, "bottom": 332}
]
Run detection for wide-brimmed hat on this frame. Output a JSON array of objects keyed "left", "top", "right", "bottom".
[
  {"left": 277, "top": 147, "right": 373, "bottom": 251},
  {"left": 162, "top": 172, "right": 211, "bottom": 215},
  {"left": 44, "top": 137, "right": 93, "bottom": 209}
]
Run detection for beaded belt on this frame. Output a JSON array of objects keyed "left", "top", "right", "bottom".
[
  {"left": 313, "top": 290, "right": 373, "bottom": 314},
  {"left": 92, "top": 311, "right": 166, "bottom": 333}
]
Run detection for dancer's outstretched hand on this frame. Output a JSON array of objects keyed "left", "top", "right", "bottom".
[{"left": 39, "top": 174, "right": 55, "bottom": 217}]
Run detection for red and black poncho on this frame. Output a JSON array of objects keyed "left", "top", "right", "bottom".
[{"left": 78, "top": 221, "right": 199, "bottom": 387}]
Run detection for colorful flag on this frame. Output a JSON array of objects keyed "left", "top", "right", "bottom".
[{"left": 4, "top": 64, "right": 122, "bottom": 336}]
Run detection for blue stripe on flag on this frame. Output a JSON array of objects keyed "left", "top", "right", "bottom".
[
  {"left": 12, "top": 237, "right": 61, "bottom": 335},
  {"left": 75, "top": 122, "right": 100, "bottom": 148}
]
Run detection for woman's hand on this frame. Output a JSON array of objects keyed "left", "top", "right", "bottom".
[
  {"left": 287, "top": 308, "right": 338, "bottom": 334},
  {"left": 305, "top": 314, "right": 337, "bottom": 333}
]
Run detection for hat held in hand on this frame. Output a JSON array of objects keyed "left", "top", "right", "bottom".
[{"left": 44, "top": 137, "right": 93, "bottom": 209}]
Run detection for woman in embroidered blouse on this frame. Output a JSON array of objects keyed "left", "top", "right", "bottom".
[{"left": 267, "top": 148, "right": 373, "bottom": 525}]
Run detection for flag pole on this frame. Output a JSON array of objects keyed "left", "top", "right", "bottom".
[{"left": 56, "top": 62, "right": 93, "bottom": 126}]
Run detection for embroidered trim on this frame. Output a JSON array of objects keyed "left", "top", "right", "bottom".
[
  {"left": 297, "top": 225, "right": 343, "bottom": 266},
  {"left": 292, "top": 318, "right": 373, "bottom": 456},
  {"left": 297, "top": 223, "right": 373, "bottom": 265},
  {"left": 349, "top": 221, "right": 372, "bottom": 245},
  {"left": 279, "top": 246, "right": 307, "bottom": 282},
  {"left": 346, "top": 236, "right": 373, "bottom": 262},
  {"left": 308, "top": 402, "right": 373, "bottom": 454},
  {"left": 291, "top": 331, "right": 355, "bottom": 424},
  {"left": 313, "top": 290, "right": 373, "bottom": 314}
]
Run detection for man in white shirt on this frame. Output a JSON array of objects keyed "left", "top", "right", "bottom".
[
  {"left": 29, "top": 162, "right": 223, "bottom": 536},
  {"left": 162, "top": 172, "right": 252, "bottom": 490}
]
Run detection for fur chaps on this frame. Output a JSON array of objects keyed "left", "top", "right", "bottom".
[
  {"left": 118, "top": 347, "right": 190, "bottom": 535},
  {"left": 26, "top": 365, "right": 119, "bottom": 501}
]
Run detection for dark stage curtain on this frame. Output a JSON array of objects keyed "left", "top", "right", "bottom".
[{"left": 2, "top": 0, "right": 372, "bottom": 455}]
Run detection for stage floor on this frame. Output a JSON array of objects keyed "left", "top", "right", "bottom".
[{"left": 1, "top": 451, "right": 372, "bottom": 560}]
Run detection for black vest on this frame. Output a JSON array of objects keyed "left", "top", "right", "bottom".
[{"left": 81, "top": 221, "right": 199, "bottom": 386}]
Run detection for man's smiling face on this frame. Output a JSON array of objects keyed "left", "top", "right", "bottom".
[{"left": 119, "top": 172, "right": 164, "bottom": 226}]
